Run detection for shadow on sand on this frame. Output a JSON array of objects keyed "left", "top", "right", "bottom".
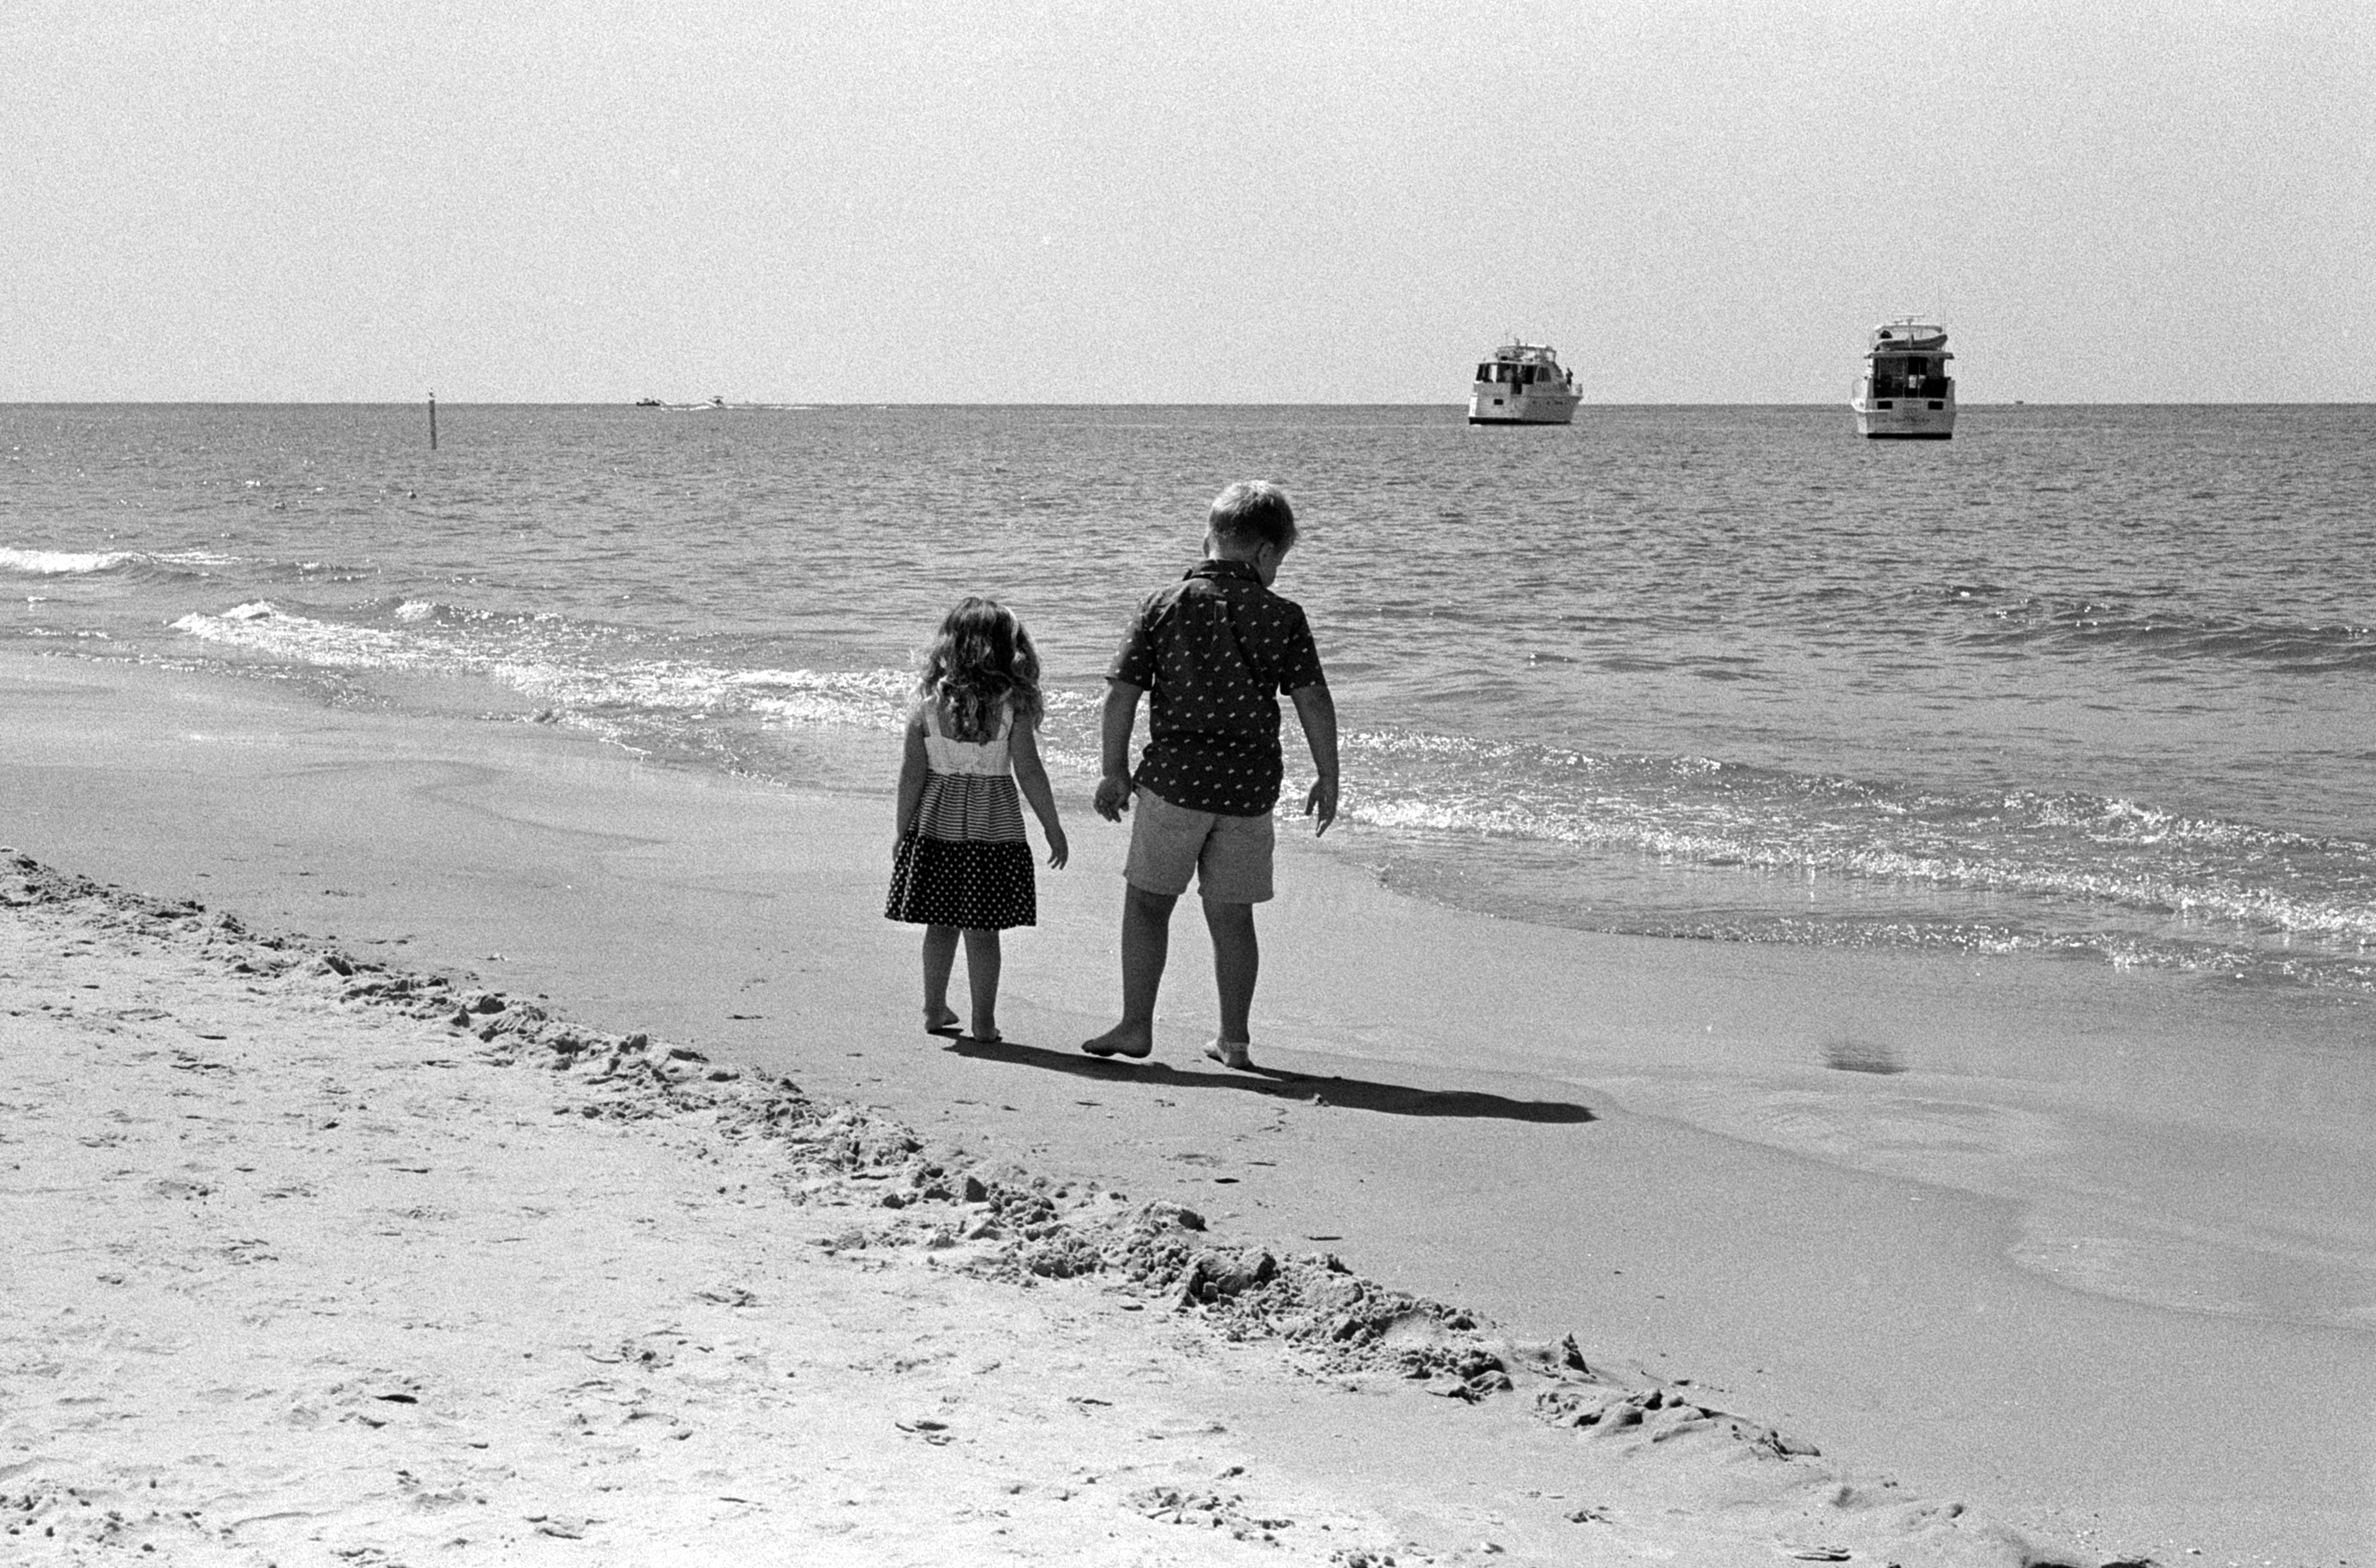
[{"left": 945, "top": 1035, "right": 1594, "bottom": 1124}]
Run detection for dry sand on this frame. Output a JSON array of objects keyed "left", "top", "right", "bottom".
[
  {"left": 3, "top": 649, "right": 2370, "bottom": 1566},
  {"left": 2, "top": 851, "right": 2063, "bottom": 1567}
]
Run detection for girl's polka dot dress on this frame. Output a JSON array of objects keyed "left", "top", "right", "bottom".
[{"left": 884, "top": 700, "right": 1036, "bottom": 929}]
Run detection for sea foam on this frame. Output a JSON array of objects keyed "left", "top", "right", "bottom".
[{"left": 1, "top": 547, "right": 135, "bottom": 576}]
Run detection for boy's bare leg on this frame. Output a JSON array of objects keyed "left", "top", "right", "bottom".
[
  {"left": 921, "top": 925, "right": 961, "bottom": 1034},
  {"left": 960, "top": 928, "right": 1002, "bottom": 1042},
  {"left": 1082, "top": 885, "right": 1175, "bottom": 1058},
  {"left": 1203, "top": 898, "right": 1259, "bottom": 1067}
]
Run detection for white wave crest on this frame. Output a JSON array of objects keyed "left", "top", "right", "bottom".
[
  {"left": 168, "top": 604, "right": 920, "bottom": 734},
  {"left": 1350, "top": 787, "right": 2376, "bottom": 946},
  {"left": 0, "top": 547, "right": 135, "bottom": 576},
  {"left": 173, "top": 604, "right": 422, "bottom": 669}
]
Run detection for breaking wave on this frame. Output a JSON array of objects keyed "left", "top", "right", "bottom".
[{"left": 2, "top": 547, "right": 135, "bottom": 576}]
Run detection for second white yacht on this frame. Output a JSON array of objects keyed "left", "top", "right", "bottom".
[
  {"left": 1851, "top": 320, "right": 1956, "bottom": 439},
  {"left": 1468, "top": 342, "right": 1581, "bottom": 425}
]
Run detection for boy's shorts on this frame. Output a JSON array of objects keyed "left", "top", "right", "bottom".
[{"left": 1125, "top": 790, "right": 1275, "bottom": 904}]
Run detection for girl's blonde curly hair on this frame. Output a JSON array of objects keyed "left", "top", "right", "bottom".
[{"left": 917, "top": 596, "right": 1044, "bottom": 742}]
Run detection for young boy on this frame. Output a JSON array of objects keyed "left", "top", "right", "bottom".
[{"left": 1080, "top": 480, "right": 1338, "bottom": 1071}]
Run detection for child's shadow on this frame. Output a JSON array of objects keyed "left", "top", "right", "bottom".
[{"left": 944, "top": 1036, "right": 1593, "bottom": 1124}]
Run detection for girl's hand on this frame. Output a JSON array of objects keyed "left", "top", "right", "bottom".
[{"left": 1045, "top": 825, "right": 1069, "bottom": 870}]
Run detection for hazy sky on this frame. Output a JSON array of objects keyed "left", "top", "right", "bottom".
[{"left": 6, "top": 3, "right": 2370, "bottom": 403}]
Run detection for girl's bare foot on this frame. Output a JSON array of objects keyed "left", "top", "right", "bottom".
[
  {"left": 1205, "top": 1038, "right": 1253, "bottom": 1071},
  {"left": 968, "top": 1015, "right": 1000, "bottom": 1043},
  {"left": 1080, "top": 1021, "right": 1154, "bottom": 1060},
  {"left": 924, "top": 1006, "right": 961, "bottom": 1036}
]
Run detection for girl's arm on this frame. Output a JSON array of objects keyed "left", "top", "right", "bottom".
[
  {"left": 893, "top": 713, "right": 929, "bottom": 842},
  {"left": 1008, "top": 712, "right": 1069, "bottom": 869}
]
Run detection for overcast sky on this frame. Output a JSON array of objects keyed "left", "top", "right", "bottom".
[{"left": 6, "top": 2, "right": 2369, "bottom": 404}]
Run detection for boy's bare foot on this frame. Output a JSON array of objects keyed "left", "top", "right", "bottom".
[
  {"left": 1080, "top": 1022, "right": 1154, "bottom": 1060},
  {"left": 968, "top": 1018, "right": 1001, "bottom": 1044},
  {"left": 924, "top": 1006, "right": 961, "bottom": 1036},
  {"left": 1205, "top": 1038, "right": 1254, "bottom": 1071}
]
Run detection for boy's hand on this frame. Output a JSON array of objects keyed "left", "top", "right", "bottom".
[
  {"left": 1303, "top": 774, "right": 1338, "bottom": 836},
  {"left": 1045, "top": 825, "right": 1070, "bottom": 869},
  {"left": 1093, "top": 773, "right": 1135, "bottom": 822}
]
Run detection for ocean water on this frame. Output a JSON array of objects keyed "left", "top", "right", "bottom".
[{"left": 7, "top": 401, "right": 2375, "bottom": 1002}]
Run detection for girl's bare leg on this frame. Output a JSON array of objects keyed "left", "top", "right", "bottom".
[
  {"left": 921, "top": 925, "right": 960, "bottom": 1033},
  {"left": 961, "top": 928, "right": 1002, "bottom": 1041}
]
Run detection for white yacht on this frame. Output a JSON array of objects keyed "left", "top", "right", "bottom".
[
  {"left": 1850, "top": 320, "right": 1956, "bottom": 439},
  {"left": 1468, "top": 342, "right": 1580, "bottom": 425}
]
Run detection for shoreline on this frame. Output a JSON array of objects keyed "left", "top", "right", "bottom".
[{"left": 4, "top": 646, "right": 2371, "bottom": 1565}]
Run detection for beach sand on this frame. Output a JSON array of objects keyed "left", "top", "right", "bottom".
[{"left": 3, "top": 648, "right": 2371, "bottom": 1566}]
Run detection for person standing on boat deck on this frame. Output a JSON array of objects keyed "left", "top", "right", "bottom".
[{"left": 1081, "top": 480, "right": 1338, "bottom": 1071}]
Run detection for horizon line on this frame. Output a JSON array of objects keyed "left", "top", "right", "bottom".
[{"left": 5, "top": 399, "right": 2371, "bottom": 411}]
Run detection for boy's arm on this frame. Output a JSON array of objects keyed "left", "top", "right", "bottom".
[
  {"left": 893, "top": 716, "right": 929, "bottom": 840},
  {"left": 1095, "top": 679, "right": 1144, "bottom": 822},
  {"left": 1289, "top": 680, "right": 1338, "bottom": 836}
]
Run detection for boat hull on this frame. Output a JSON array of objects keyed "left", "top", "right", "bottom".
[
  {"left": 1467, "top": 393, "right": 1579, "bottom": 426},
  {"left": 1851, "top": 400, "right": 1955, "bottom": 440}
]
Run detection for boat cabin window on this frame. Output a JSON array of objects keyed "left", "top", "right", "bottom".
[
  {"left": 1476, "top": 363, "right": 1495, "bottom": 381},
  {"left": 1869, "top": 355, "right": 1952, "bottom": 400}
]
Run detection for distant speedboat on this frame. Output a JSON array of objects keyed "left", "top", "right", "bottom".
[
  {"left": 1850, "top": 319, "right": 1956, "bottom": 439},
  {"left": 633, "top": 397, "right": 663, "bottom": 407},
  {"left": 1468, "top": 342, "right": 1580, "bottom": 426}
]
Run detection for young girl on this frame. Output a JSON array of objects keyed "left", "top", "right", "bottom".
[{"left": 885, "top": 596, "right": 1068, "bottom": 1042}]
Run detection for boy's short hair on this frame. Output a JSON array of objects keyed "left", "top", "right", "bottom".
[{"left": 1208, "top": 480, "right": 1297, "bottom": 551}]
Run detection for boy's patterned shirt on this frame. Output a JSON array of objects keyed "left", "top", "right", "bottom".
[{"left": 1108, "top": 558, "right": 1326, "bottom": 817}]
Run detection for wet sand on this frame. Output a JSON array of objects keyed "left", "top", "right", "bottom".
[{"left": 3, "top": 648, "right": 2371, "bottom": 1565}]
